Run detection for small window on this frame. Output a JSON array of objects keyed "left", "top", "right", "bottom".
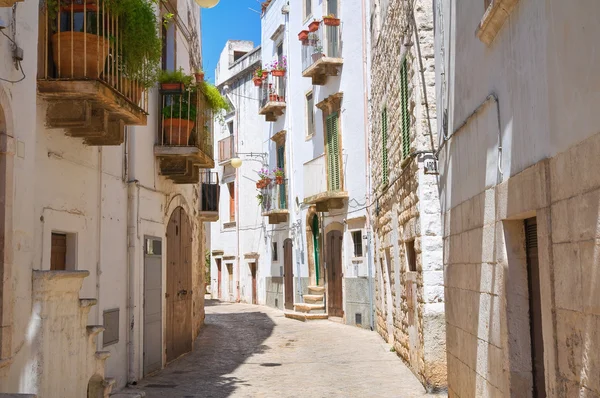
[
  {"left": 233, "top": 50, "right": 246, "bottom": 62},
  {"left": 103, "top": 308, "right": 120, "bottom": 347},
  {"left": 406, "top": 240, "right": 416, "bottom": 272},
  {"left": 228, "top": 182, "right": 235, "bottom": 222},
  {"left": 306, "top": 91, "right": 315, "bottom": 137},
  {"left": 272, "top": 242, "right": 278, "bottom": 261},
  {"left": 227, "top": 121, "right": 234, "bottom": 135},
  {"left": 304, "top": 0, "right": 312, "bottom": 20},
  {"left": 277, "top": 42, "right": 284, "bottom": 65},
  {"left": 352, "top": 230, "right": 363, "bottom": 257}
]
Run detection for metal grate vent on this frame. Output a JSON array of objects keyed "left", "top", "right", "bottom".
[
  {"left": 525, "top": 218, "right": 538, "bottom": 250},
  {"left": 103, "top": 308, "right": 120, "bottom": 347},
  {"left": 355, "top": 313, "right": 362, "bottom": 326}
]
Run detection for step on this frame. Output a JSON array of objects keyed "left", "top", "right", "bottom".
[
  {"left": 87, "top": 325, "right": 105, "bottom": 338},
  {"left": 294, "top": 303, "right": 325, "bottom": 313},
  {"left": 284, "top": 311, "right": 328, "bottom": 322},
  {"left": 95, "top": 351, "right": 111, "bottom": 361},
  {"left": 308, "top": 285, "right": 325, "bottom": 295},
  {"left": 303, "top": 294, "right": 324, "bottom": 304},
  {"left": 110, "top": 389, "right": 146, "bottom": 398}
]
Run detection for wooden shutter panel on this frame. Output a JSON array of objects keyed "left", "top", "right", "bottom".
[
  {"left": 228, "top": 182, "right": 235, "bottom": 221},
  {"left": 400, "top": 58, "right": 410, "bottom": 159},
  {"left": 382, "top": 107, "right": 388, "bottom": 185},
  {"left": 326, "top": 112, "right": 341, "bottom": 191},
  {"left": 277, "top": 145, "right": 287, "bottom": 209}
]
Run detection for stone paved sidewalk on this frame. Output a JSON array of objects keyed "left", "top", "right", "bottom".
[{"left": 129, "top": 301, "right": 443, "bottom": 398}]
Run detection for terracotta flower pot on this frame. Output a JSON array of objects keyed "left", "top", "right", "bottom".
[
  {"left": 194, "top": 72, "right": 204, "bottom": 83},
  {"left": 163, "top": 118, "right": 195, "bottom": 145},
  {"left": 298, "top": 30, "right": 309, "bottom": 41},
  {"left": 160, "top": 82, "right": 185, "bottom": 94},
  {"left": 51, "top": 32, "right": 109, "bottom": 78},
  {"left": 272, "top": 70, "right": 285, "bottom": 77},
  {"left": 308, "top": 20, "right": 321, "bottom": 32},
  {"left": 275, "top": 176, "right": 284, "bottom": 185},
  {"left": 323, "top": 17, "right": 340, "bottom": 26},
  {"left": 256, "top": 182, "right": 262, "bottom": 189},
  {"left": 269, "top": 94, "right": 278, "bottom": 102},
  {"left": 278, "top": 95, "right": 285, "bottom": 102},
  {"left": 253, "top": 76, "right": 263, "bottom": 87}
]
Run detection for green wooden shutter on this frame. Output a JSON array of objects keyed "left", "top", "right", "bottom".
[
  {"left": 277, "top": 145, "right": 287, "bottom": 209},
  {"left": 326, "top": 112, "right": 341, "bottom": 191},
  {"left": 401, "top": 58, "right": 410, "bottom": 159},
  {"left": 382, "top": 107, "right": 388, "bottom": 185}
]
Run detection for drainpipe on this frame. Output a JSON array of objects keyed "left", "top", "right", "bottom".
[
  {"left": 126, "top": 126, "right": 138, "bottom": 384},
  {"left": 361, "top": 0, "right": 375, "bottom": 330},
  {"left": 235, "top": 80, "right": 241, "bottom": 303},
  {"left": 96, "top": 147, "right": 103, "bottom": 341}
]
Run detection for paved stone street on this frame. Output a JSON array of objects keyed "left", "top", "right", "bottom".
[{"left": 130, "top": 300, "right": 440, "bottom": 398}]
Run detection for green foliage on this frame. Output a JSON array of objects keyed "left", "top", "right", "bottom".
[
  {"left": 200, "top": 82, "right": 230, "bottom": 113},
  {"left": 162, "top": 99, "right": 197, "bottom": 121},
  {"left": 158, "top": 68, "right": 194, "bottom": 86}
]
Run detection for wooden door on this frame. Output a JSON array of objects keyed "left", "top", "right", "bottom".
[
  {"left": 216, "top": 258, "right": 222, "bottom": 299},
  {"left": 166, "top": 207, "right": 192, "bottom": 363},
  {"left": 284, "top": 239, "right": 294, "bottom": 310},
  {"left": 326, "top": 230, "right": 344, "bottom": 317},
  {"left": 51, "top": 233, "right": 67, "bottom": 271},
  {"left": 250, "top": 263, "right": 257, "bottom": 305}
]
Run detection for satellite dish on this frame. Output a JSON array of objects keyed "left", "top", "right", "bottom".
[{"left": 194, "top": 0, "right": 220, "bottom": 8}]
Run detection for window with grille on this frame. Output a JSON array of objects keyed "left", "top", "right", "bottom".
[
  {"left": 400, "top": 58, "right": 410, "bottom": 159},
  {"left": 306, "top": 91, "right": 315, "bottom": 138},
  {"left": 326, "top": 112, "right": 341, "bottom": 191},
  {"left": 277, "top": 144, "right": 287, "bottom": 209},
  {"left": 352, "top": 230, "right": 363, "bottom": 257},
  {"left": 382, "top": 107, "right": 388, "bottom": 185}
]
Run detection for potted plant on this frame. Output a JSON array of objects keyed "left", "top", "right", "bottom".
[
  {"left": 270, "top": 56, "right": 287, "bottom": 77},
  {"left": 273, "top": 168, "right": 285, "bottom": 185},
  {"left": 162, "top": 99, "right": 197, "bottom": 145},
  {"left": 257, "top": 168, "right": 272, "bottom": 188},
  {"left": 253, "top": 67, "right": 267, "bottom": 86},
  {"left": 323, "top": 13, "right": 341, "bottom": 26},
  {"left": 268, "top": 85, "right": 278, "bottom": 102},
  {"left": 308, "top": 19, "right": 321, "bottom": 32},
  {"left": 159, "top": 68, "right": 193, "bottom": 94},
  {"left": 256, "top": 193, "right": 264, "bottom": 206},
  {"left": 194, "top": 68, "right": 204, "bottom": 83},
  {"left": 298, "top": 29, "right": 309, "bottom": 41},
  {"left": 312, "top": 45, "right": 324, "bottom": 62}
]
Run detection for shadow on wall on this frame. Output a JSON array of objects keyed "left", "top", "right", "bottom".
[{"left": 137, "top": 300, "right": 275, "bottom": 397}]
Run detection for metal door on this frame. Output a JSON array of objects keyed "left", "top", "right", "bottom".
[
  {"left": 166, "top": 207, "right": 192, "bottom": 363},
  {"left": 284, "top": 239, "right": 294, "bottom": 310},
  {"left": 143, "top": 237, "right": 162, "bottom": 376},
  {"left": 326, "top": 230, "right": 344, "bottom": 317}
]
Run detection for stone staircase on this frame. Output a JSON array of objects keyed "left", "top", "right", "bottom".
[
  {"left": 284, "top": 285, "right": 328, "bottom": 321},
  {"left": 32, "top": 270, "right": 115, "bottom": 398}
]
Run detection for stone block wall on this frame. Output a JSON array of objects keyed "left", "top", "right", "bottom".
[{"left": 369, "top": 0, "right": 445, "bottom": 391}]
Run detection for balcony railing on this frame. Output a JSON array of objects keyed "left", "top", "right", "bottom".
[
  {"left": 218, "top": 135, "right": 235, "bottom": 164},
  {"left": 261, "top": 180, "right": 288, "bottom": 224},
  {"left": 38, "top": 0, "right": 149, "bottom": 114},
  {"left": 199, "top": 171, "right": 220, "bottom": 221},
  {"left": 301, "top": 23, "right": 343, "bottom": 85},
  {"left": 258, "top": 73, "right": 286, "bottom": 122},
  {"left": 158, "top": 90, "right": 214, "bottom": 157}
]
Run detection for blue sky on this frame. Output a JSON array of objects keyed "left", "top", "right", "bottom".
[{"left": 201, "top": 0, "right": 262, "bottom": 82}]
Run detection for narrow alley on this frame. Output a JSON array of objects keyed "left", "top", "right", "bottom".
[{"left": 133, "top": 301, "right": 432, "bottom": 398}]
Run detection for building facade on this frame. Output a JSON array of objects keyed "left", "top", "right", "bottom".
[
  {"left": 369, "top": 0, "right": 446, "bottom": 391},
  {"left": 209, "top": 41, "right": 269, "bottom": 306},
  {"left": 436, "top": 0, "right": 600, "bottom": 396},
  {"left": 0, "top": 0, "right": 215, "bottom": 396}
]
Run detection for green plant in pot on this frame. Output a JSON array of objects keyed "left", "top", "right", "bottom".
[
  {"left": 312, "top": 45, "right": 324, "bottom": 62},
  {"left": 158, "top": 68, "right": 194, "bottom": 94},
  {"left": 162, "top": 99, "right": 198, "bottom": 145},
  {"left": 200, "top": 81, "right": 230, "bottom": 125}
]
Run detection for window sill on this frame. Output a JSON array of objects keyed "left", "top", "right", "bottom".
[{"left": 476, "top": 0, "right": 519, "bottom": 46}]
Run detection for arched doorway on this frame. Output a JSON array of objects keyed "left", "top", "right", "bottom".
[
  {"left": 326, "top": 230, "right": 343, "bottom": 317},
  {"left": 283, "top": 239, "right": 294, "bottom": 309},
  {"left": 311, "top": 215, "right": 321, "bottom": 285},
  {"left": 166, "top": 206, "right": 192, "bottom": 362}
]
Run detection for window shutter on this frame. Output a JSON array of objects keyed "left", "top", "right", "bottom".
[
  {"left": 382, "top": 107, "right": 388, "bottom": 185},
  {"left": 401, "top": 58, "right": 410, "bottom": 159},
  {"left": 277, "top": 145, "right": 287, "bottom": 209},
  {"left": 326, "top": 112, "right": 341, "bottom": 191}
]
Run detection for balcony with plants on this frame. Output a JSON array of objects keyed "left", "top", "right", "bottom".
[
  {"left": 256, "top": 168, "right": 288, "bottom": 224},
  {"left": 37, "top": 0, "right": 163, "bottom": 145},
  {"left": 299, "top": 15, "right": 343, "bottom": 85},
  {"left": 255, "top": 59, "right": 286, "bottom": 122},
  {"left": 199, "top": 171, "right": 220, "bottom": 222},
  {"left": 155, "top": 69, "right": 229, "bottom": 184}
]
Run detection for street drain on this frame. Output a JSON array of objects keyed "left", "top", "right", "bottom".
[
  {"left": 145, "top": 384, "right": 177, "bottom": 388},
  {"left": 260, "top": 363, "right": 282, "bottom": 367}
]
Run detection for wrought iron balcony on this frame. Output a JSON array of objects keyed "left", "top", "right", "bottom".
[
  {"left": 218, "top": 135, "right": 235, "bottom": 164},
  {"left": 301, "top": 23, "right": 343, "bottom": 85},
  {"left": 37, "top": 0, "right": 149, "bottom": 145},
  {"left": 155, "top": 89, "right": 215, "bottom": 184},
  {"left": 199, "top": 171, "right": 220, "bottom": 222},
  {"left": 258, "top": 74, "right": 286, "bottom": 122},
  {"left": 303, "top": 154, "right": 347, "bottom": 212},
  {"left": 260, "top": 180, "right": 289, "bottom": 224}
]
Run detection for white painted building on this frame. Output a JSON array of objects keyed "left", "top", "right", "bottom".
[
  {"left": 436, "top": 0, "right": 600, "bottom": 396},
  {"left": 0, "top": 0, "right": 216, "bottom": 396},
  {"left": 209, "top": 41, "right": 269, "bottom": 306}
]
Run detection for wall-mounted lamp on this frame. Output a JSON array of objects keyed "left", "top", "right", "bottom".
[
  {"left": 194, "top": 0, "right": 220, "bottom": 8},
  {"left": 230, "top": 152, "right": 268, "bottom": 169}
]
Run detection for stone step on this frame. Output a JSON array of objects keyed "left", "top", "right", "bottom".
[
  {"left": 294, "top": 303, "right": 325, "bottom": 313},
  {"left": 307, "top": 285, "right": 325, "bottom": 295},
  {"left": 303, "top": 294, "right": 324, "bottom": 304},
  {"left": 284, "top": 311, "right": 328, "bottom": 322},
  {"left": 95, "top": 351, "right": 111, "bottom": 361}
]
